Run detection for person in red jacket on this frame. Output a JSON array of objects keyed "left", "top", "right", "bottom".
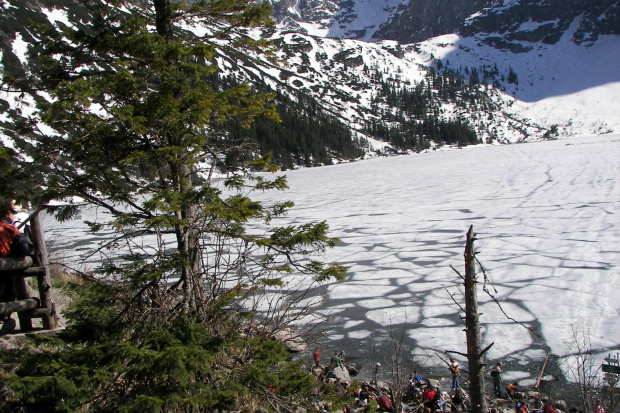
[
  {"left": 377, "top": 395, "right": 393, "bottom": 412},
  {"left": 423, "top": 387, "right": 436, "bottom": 411},
  {"left": 313, "top": 348, "right": 321, "bottom": 368},
  {"left": 547, "top": 403, "right": 558, "bottom": 413},
  {"left": 423, "top": 387, "right": 436, "bottom": 402}
]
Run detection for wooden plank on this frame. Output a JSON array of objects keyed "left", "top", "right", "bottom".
[
  {"left": 21, "top": 307, "right": 51, "bottom": 317},
  {"left": 0, "top": 299, "right": 39, "bottom": 315},
  {"left": 21, "top": 267, "right": 45, "bottom": 277},
  {"left": 0, "top": 267, "right": 46, "bottom": 278},
  {"left": 0, "top": 256, "right": 34, "bottom": 271}
]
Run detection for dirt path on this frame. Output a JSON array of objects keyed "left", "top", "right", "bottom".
[{"left": 0, "top": 286, "right": 71, "bottom": 350}]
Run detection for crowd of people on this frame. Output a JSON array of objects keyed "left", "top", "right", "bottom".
[{"left": 310, "top": 349, "right": 606, "bottom": 413}]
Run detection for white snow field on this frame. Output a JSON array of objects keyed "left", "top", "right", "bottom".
[
  {"left": 254, "top": 133, "right": 620, "bottom": 383},
  {"left": 44, "top": 134, "right": 620, "bottom": 384}
]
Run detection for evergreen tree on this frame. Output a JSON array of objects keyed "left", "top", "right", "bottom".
[
  {"left": 507, "top": 67, "right": 519, "bottom": 85},
  {"left": 1, "top": 0, "right": 346, "bottom": 410}
]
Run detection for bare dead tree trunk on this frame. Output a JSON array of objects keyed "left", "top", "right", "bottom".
[{"left": 464, "top": 225, "right": 487, "bottom": 413}]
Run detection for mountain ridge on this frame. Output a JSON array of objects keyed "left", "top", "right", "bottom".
[
  {"left": 1, "top": 0, "right": 619, "bottom": 167},
  {"left": 270, "top": 0, "right": 620, "bottom": 47}
]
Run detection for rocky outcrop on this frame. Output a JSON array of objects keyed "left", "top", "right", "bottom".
[
  {"left": 372, "top": 0, "right": 491, "bottom": 44},
  {"left": 460, "top": 0, "right": 620, "bottom": 46},
  {"left": 268, "top": 0, "right": 620, "bottom": 48},
  {"left": 272, "top": 328, "right": 307, "bottom": 352}
]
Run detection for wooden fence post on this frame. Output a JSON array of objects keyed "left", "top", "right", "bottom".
[{"left": 29, "top": 212, "right": 57, "bottom": 329}]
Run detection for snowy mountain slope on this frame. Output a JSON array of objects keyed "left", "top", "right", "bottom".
[
  {"left": 459, "top": 0, "right": 620, "bottom": 46},
  {"left": 195, "top": 0, "right": 620, "bottom": 142},
  {"left": 2, "top": 0, "right": 619, "bottom": 159},
  {"left": 269, "top": 0, "right": 409, "bottom": 41},
  {"left": 2, "top": 0, "right": 542, "bottom": 164},
  {"left": 414, "top": 24, "right": 620, "bottom": 134},
  {"left": 266, "top": 0, "right": 620, "bottom": 138},
  {"left": 225, "top": 24, "right": 620, "bottom": 142},
  {"left": 215, "top": 30, "right": 547, "bottom": 146}
]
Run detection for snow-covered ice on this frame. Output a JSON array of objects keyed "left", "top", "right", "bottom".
[
  {"left": 44, "top": 133, "right": 620, "bottom": 380},
  {"left": 253, "top": 133, "right": 620, "bottom": 375}
]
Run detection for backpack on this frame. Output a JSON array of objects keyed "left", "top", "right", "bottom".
[{"left": 11, "top": 233, "right": 33, "bottom": 257}]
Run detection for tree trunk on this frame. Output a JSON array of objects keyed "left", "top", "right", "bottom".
[
  {"left": 464, "top": 225, "right": 486, "bottom": 413},
  {"left": 153, "top": 0, "right": 174, "bottom": 41},
  {"left": 152, "top": 0, "right": 206, "bottom": 315}
]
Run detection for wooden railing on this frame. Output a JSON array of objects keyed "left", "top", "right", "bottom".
[{"left": 0, "top": 211, "right": 58, "bottom": 331}]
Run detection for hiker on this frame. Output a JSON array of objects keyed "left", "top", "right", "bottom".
[
  {"left": 490, "top": 362, "right": 503, "bottom": 398},
  {"left": 373, "top": 362, "right": 381, "bottom": 383},
  {"left": 531, "top": 396, "right": 543, "bottom": 413},
  {"left": 377, "top": 394, "right": 393, "bottom": 413},
  {"left": 438, "top": 391, "right": 449, "bottom": 413},
  {"left": 339, "top": 355, "right": 345, "bottom": 370},
  {"left": 423, "top": 386, "right": 436, "bottom": 411},
  {"left": 517, "top": 402, "right": 530, "bottom": 413},
  {"left": 358, "top": 386, "right": 371, "bottom": 406},
  {"left": 246, "top": 322, "right": 255, "bottom": 339},
  {"left": 412, "top": 370, "right": 423, "bottom": 385},
  {"left": 0, "top": 199, "right": 32, "bottom": 332},
  {"left": 547, "top": 402, "right": 558, "bottom": 413},
  {"left": 405, "top": 375, "right": 422, "bottom": 400},
  {"left": 404, "top": 377, "right": 421, "bottom": 402},
  {"left": 506, "top": 381, "right": 523, "bottom": 399},
  {"left": 451, "top": 388, "right": 466, "bottom": 412},
  {"left": 10, "top": 200, "right": 29, "bottom": 230},
  {"left": 330, "top": 351, "right": 341, "bottom": 371},
  {"left": 506, "top": 382, "right": 519, "bottom": 399},
  {"left": 422, "top": 386, "right": 435, "bottom": 401},
  {"left": 432, "top": 388, "right": 443, "bottom": 413},
  {"left": 313, "top": 348, "right": 321, "bottom": 368},
  {"left": 449, "top": 357, "right": 460, "bottom": 390},
  {"left": 0, "top": 199, "right": 32, "bottom": 258}
]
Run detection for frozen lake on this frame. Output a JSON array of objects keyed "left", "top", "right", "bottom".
[
  {"left": 44, "top": 134, "right": 620, "bottom": 385},
  {"left": 254, "top": 134, "right": 620, "bottom": 384}
]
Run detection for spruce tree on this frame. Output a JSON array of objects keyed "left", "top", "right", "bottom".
[{"left": 1, "top": 0, "right": 346, "bottom": 410}]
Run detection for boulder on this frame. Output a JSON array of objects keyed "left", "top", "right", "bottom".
[
  {"left": 272, "top": 328, "right": 307, "bottom": 352},
  {"left": 347, "top": 364, "right": 359, "bottom": 375},
  {"left": 327, "top": 366, "right": 352, "bottom": 383},
  {"left": 492, "top": 398, "right": 512, "bottom": 407},
  {"left": 427, "top": 378, "right": 441, "bottom": 389}
]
